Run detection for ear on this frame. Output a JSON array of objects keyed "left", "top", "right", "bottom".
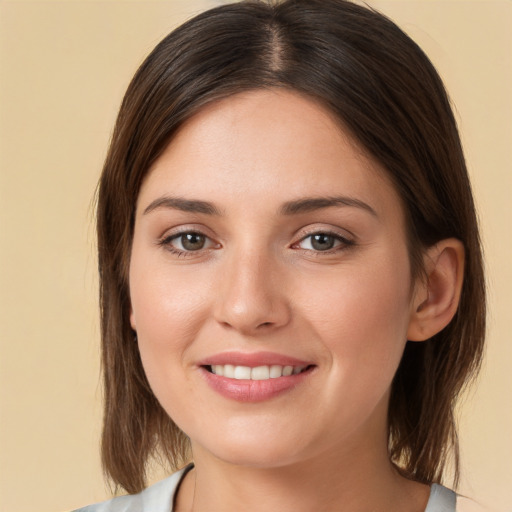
[
  {"left": 130, "top": 307, "right": 137, "bottom": 331},
  {"left": 407, "top": 239, "right": 465, "bottom": 342}
]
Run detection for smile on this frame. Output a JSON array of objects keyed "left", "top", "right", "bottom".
[
  {"left": 199, "top": 353, "right": 316, "bottom": 402},
  {"left": 208, "top": 364, "right": 308, "bottom": 380}
]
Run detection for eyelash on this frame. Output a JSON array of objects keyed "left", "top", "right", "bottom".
[
  {"left": 293, "top": 230, "right": 355, "bottom": 255},
  {"left": 157, "top": 230, "right": 217, "bottom": 258},
  {"left": 157, "top": 229, "right": 355, "bottom": 258}
]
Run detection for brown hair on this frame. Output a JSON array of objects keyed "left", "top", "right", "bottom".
[{"left": 97, "top": 0, "right": 485, "bottom": 493}]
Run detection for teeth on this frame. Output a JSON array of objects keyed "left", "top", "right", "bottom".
[
  {"left": 251, "top": 366, "right": 270, "bottom": 380},
  {"left": 293, "top": 365, "right": 305, "bottom": 375},
  {"left": 234, "top": 366, "right": 251, "bottom": 380},
  {"left": 223, "top": 364, "right": 235, "bottom": 378},
  {"left": 282, "top": 365, "right": 293, "bottom": 376},
  {"left": 210, "top": 364, "right": 307, "bottom": 380},
  {"left": 269, "top": 365, "right": 283, "bottom": 378}
]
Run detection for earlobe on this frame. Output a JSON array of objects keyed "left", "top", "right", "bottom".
[
  {"left": 130, "top": 308, "right": 137, "bottom": 331},
  {"left": 407, "top": 239, "right": 465, "bottom": 342}
]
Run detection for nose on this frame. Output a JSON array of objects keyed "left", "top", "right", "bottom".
[{"left": 214, "top": 248, "right": 291, "bottom": 335}]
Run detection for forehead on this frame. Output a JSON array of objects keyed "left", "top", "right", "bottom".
[{"left": 138, "top": 89, "right": 404, "bottom": 223}]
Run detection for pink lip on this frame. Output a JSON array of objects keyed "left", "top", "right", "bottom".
[
  {"left": 197, "top": 351, "right": 315, "bottom": 403},
  {"left": 198, "top": 351, "right": 311, "bottom": 368},
  {"left": 200, "top": 368, "right": 313, "bottom": 402}
]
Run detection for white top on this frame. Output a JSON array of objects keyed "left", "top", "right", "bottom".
[{"left": 74, "top": 465, "right": 459, "bottom": 512}]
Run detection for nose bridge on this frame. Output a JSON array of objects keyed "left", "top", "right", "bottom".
[{"left": 215, "top": 240, "right": 290, "bottom": 334}]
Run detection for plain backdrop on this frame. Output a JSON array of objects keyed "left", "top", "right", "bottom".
[{"left": 0, "top": 1, "right": 510, "bottom": 511}]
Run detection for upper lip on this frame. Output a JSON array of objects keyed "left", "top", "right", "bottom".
[{"left": 198, "top": 351, "right": 313, "bottom": 368}]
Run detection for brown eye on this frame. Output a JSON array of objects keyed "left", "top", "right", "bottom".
[
  {"left": 179, "top": 233, "right": 206, "bottom": 251},
  {"left": 299, "top": 233, "right": 338, "bottom": 251},
  {"left": 310, "top": 234, "right": 335, "bottom": 251},
  {"left": 159, "top": 230, "right": 219, "bottom": 256},
  {"left": 296, "top": 232, "right": 353, "bottom": 253}
]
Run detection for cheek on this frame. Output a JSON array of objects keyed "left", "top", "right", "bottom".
[
  {"left": 297, "top": 256, "right": 413, "bottom": 382},
  {"left": 130, "top": 255, "right": 211, "bottom": 343},
  {"left": 129, "top": 253, "right": 214, "bottom": 403},
  {"left": 131, "top": 279, "right": 208, "bottom": 430}
]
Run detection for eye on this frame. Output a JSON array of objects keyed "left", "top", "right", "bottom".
[
  {"left": 296, "top": 232, "right": 352, "bottom": 252},
  {"left": 175, "top": 232, "right": 207, "bottom": 251},
  {"left": 159, "top": 231, "right": 218, "bottom": 254}
]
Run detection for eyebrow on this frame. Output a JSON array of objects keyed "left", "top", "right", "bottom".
[
  {"left": 279, "top": 196, "right": 377, "bottom": 217},
  {"left": 142, "top": 194, "right": 377, "bottom": 217},
  {"left": 143, "top": 196, "right": 223, "bottom": 216}
]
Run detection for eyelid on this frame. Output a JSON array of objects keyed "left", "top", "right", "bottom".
[
  {"left": 291, "top": 227, "right": 355, "bottom": 253},
  {"left": 157, "top": 223, "right": 217, "bottom": 242},
  {"left": 155, "top": 224, "right": 355, "bottom": 256},
  {"left": 157, "top": 226, "right": 221, "bottom": 256}
]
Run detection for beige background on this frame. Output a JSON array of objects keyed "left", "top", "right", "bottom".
[{"left": 0, "top": 1, "right": 510, "bottom": 511}]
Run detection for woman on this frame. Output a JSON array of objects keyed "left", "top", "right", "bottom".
[{"left": 76, "top": 0, "right": 486, "bottom": 510}]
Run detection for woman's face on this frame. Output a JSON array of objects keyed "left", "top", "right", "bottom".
[{"left": 129, "top": 89, "right": 420, "bottom": 468}]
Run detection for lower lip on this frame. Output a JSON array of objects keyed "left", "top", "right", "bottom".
[{"left": 200, "top": 367, "right": 314, "bottom": 402}]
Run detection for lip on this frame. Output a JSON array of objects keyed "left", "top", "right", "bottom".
[
  {"left": 198, "top": 351, "right": 315, "bottom": 403},
  {"left": 198, "top": 351, "right": 311, "bottom": 368}
]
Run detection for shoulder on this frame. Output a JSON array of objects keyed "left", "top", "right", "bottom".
[
  {"left": 457, "top": 495, "right": 500, "bottom": 512},
  {"left": 426, "top": 484, "right": 457, "bottom": 511},
  {"left": 426, "top": 484, "right": 497, "bottom": 512},
  {"left": 72, "top": 466, "right": 191, "bottom": 512}
]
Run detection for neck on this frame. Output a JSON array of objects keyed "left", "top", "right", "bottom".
[{"left": 175, "top": 426, "right": 430, "bottom": 512}]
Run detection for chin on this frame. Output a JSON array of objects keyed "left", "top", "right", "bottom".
[{"left": 192, "top": 427, "right": 313, "bottom": 469}]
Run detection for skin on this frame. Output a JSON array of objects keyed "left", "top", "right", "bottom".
[{"left": 129, "top": 89, "right": 463, "bottom": 511}]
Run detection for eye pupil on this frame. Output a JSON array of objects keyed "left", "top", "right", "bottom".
[
  {"left": 181, "top": 233, "right": 205, "bottom": 250},
  {"left": 311, "top": 234, "right": 335, "bottom": 251}
]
